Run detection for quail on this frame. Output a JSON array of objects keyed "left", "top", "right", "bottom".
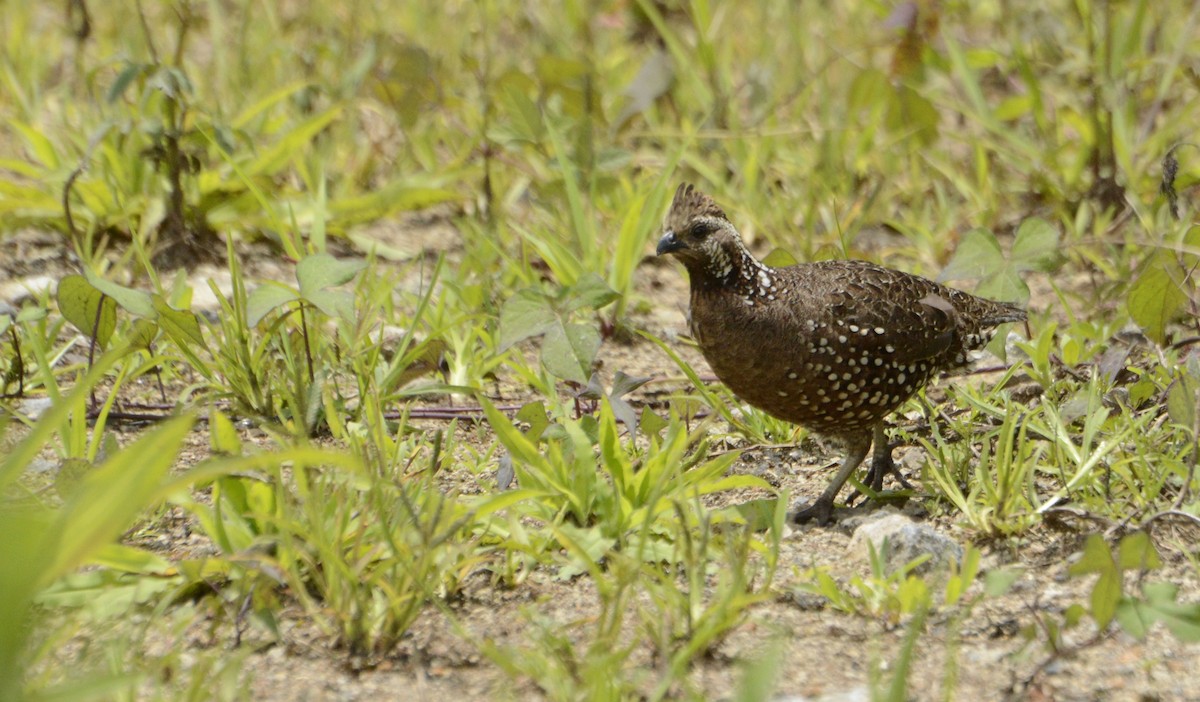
[{"left": 656, "top": 183, "right": 1027, "bottom": 525}]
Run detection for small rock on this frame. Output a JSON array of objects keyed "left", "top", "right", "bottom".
[
  {"left": 0, "top": 274, "right": 57, "bottom": 307},
  {"left": 848, "top": 512, "right": 964, "bottom": 575},
  {"left": 18, "top": 396, "right": 54, "bottom": 420}
]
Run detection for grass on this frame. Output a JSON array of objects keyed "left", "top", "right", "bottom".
[{"left": 3, "top": 0, "right": 1200, "bottom": 699}]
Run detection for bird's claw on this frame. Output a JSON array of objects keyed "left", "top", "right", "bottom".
[{"left": 790, "top": 498, "right": 835, "bottom": 526}]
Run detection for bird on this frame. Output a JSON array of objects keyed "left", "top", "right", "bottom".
[{"left": 656, "top": 183, "right": 1027, "bottom": 525}]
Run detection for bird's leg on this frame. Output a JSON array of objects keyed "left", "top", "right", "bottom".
[
  {"left": 791, "top": 434, "right": 871, "bottom": 526},
  {"left": 846, "top": 425, "right": 913, "bottom": 506},
  {"left": 865, "top": 424, "right": 912, "bottom": 492}
]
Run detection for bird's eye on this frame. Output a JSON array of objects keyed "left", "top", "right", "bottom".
[{"left": 689, "top": 221, "right": 717, "bottom": 239}]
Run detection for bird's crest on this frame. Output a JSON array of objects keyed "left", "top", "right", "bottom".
[{"left": 664, "top": 183, "right": 727, "bottom": 234}]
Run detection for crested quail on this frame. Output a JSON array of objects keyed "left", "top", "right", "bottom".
[{"left": 656, "top": 183, "right": 1027, "bottom": 525}]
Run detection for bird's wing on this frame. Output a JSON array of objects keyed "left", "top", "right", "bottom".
[{"left": 800, "top": 262, "right": 959, "bottom": 366}]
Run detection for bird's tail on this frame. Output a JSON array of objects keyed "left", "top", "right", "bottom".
[{"left": 981, "top": 300, "right": 1027, "bottom": 326}]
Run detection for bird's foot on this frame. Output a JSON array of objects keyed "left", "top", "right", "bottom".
[
  {"left": 846, "top": 451, "right": 912, "bottom": 506},
  {"left": 868, "top": 450, "right": 912, "bottom": 491},
  {"left": 790, "top": 497, "right": 836, "bottom": 526}
]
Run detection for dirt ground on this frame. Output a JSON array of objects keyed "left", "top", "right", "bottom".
[{"left": 5, "top": 223, "right": 1200, "bottom": 702}]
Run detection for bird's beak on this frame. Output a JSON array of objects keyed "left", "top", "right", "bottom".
[{"left": 656, "top": 230, "right": 683, "bottom": 256}]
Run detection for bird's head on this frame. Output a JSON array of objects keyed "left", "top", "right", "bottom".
[{"left": 656, "top": 183, "right": 745, "bottom": 282}]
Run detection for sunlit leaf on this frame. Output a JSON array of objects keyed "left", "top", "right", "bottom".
[
  {"left": 1167, "top": 375, "right": 1198, "bottom": 433},
  {"left": 1128, "top": 254, "right": 1187, "bottom": 345},
  {"left": 57, "top": 275, "right": 116, "bottom": 348},
  {"left": 566, "top": 273, "right": 619, "bottom": 312},
  {"left": 938, "top": 229, "right": 1003, "bottom": 282},
  {"left": 126, "top": 319, "right": 159, "bottom": 350},
  {"left": 515, "top": 401, "right": 551, "bottom": 442},
  {"left": 497, "top": 290, "right": 556, "bottom": 350},
  {"left": 887, "top": 85, "right": 939, "bottom": 145},
  {"left": 1116, "top": 531, "right": 1162, "bottom": 571},
  {"left": 153, "top": 296, "right": 207, "bottom": 351},
  {"left": 1069, "top": 534, "right": 1116, "bottom": 576},
  {"left": 244, "top": 106, "right": 342, "bottom": 176},
  {"left": 1010, "top": 217, "right": 1061, "bottom": 272},
  {"left": 1141, "top": 582, "right": 1200, "bottom": 641},
  {"left": 1090, "top": 568, "right": 1121, "bottom": 630},
  {"left": 296, "top": 253, "right": 367, "bottom": 300},
  {"left": 83, "top": 269, "right": 155, "bottom": 318},
  {"left": 304, "top": 289, "right": 356, "bottom": 323},
  {"left": 541, "top": 322, "right": 600, "bottom": 384},
  {"left": 246, "top": 281, "right": 300, "bottom": 327}
]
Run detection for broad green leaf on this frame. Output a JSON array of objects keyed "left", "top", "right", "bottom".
[
  {"left": 975, "top": 266, "right": 1029, "bottom": 304},
  {"left": 1115, "top": 599, "right": 1152, "bottom": 639},
  {"left": 639, "top": 407, "right": 668, "bottom": 439},
  {"left": 611, "top": 370, "right": 652, "bottom": 398},
  {"left": 1167, "top": 375, "right": 1198, "bottom": 433},
  {"left": 542, "top": 322, "right": 600, "bottom": 384},
  {"left": 515, "top": 401, "right": 551, "bottom": 442},
  {"left": 57, "top": 275, "right": 117, "bottom": 348},
  {"left": 1116, "top": 531, "right": 1162, "bottom": 571},
  {"left": 84, "top": 269, "right": 155, "bottom": 318},
  {"left": 1010, "top": 217, "right": 1061, "bottom": 272},
  {"left": 1090, "top": 568, "right": 1121, "bottom": 630},
  {"left": 1069, "top": 534, "right": 1116, "bottom": 576},
  {"left": 499, "top": 83, "right": 546, "bottom": 143},
  {"left": 553, "top": 523, "right": 615, "bottom": 580},
  {"left": 153, "top": 296, "right": 207, "bottom": 350},
  {"left": 304, "top": 289, "right": 356, "bottom": 323},
  {"left": 938, "top": 229, "right": 1003, "bottom": 282},
  {"left": 1142, "top": 582, "right": 1200, "bottom": 641},
  {"left": 1128, "top": 255, "right": 1187, "bottom": 345},
  {"left": 887, "top": 85, "right": 939, "bottom": 145},
  {"left": 246, "top": 281, "right": 300, "bottom": 327},
  {"left": 847, "top": 67, "right": 892, "bottom": 114},
  {"left": 296, "top": 253, "right": 367, "bottom": 300},
  {"left": 566, "top": 272, "right": 619, "bottom": 311},
  {"left": 497, "top": 289, "right": 556, "bottom": 350},
  {"left": 126, "top": 319, "right": 159, "bottom": 350}
]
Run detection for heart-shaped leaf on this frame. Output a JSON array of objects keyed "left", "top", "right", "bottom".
[
  {"left": 938, "top": 229, "right": 1003, "bottom": 283},
  {"left": 296, "top": 253, "right": 366, "bottom": 300},
  {"left": 57, "top": 275, "right": 116, "bottom": 348},
  {"left": 498, "top": 290, "right": 556, "bottom": 350},
  {"left": 246, "top": 282, "right": 300, "bottom": 327},
  {"left": 1010, "top": 217, "right": 1060, "bottom": 272},
  {"left": 541, "top": 322, "right": 600, "bottom": 384}
]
